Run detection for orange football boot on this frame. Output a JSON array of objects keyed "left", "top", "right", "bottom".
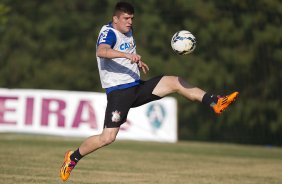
[
  {"left": 213, "top": 92, "right": 239, "bottom": 114},
  {"left": 60, "top": 150, "right": 76, "bottom": 182}
]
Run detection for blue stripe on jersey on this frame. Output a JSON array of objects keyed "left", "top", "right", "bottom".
[
  {"left": 106, "top": 80, "right": 141, "bottom": 94},
  {"left": 97, "top": 29, "right": 116, "bottom": 48}
]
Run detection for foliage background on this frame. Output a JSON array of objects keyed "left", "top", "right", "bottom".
[{"left": 0, "top": 0, "right": 281, "bottom": 145}]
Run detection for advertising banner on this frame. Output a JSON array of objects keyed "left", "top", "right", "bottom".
[{"left": 0, "top": 88, "right": 177, "bottom": 142}]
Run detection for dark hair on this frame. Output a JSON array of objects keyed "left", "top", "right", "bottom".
[{"left": 114, "top": 2, "right": 134, "bottom": 16}]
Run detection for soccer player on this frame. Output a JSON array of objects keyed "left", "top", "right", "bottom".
[{"left": 60, "top": 1, "right": 239, "bottom": 181}]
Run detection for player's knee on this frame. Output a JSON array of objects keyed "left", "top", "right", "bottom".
[
  {"left": 100, "top": 134, "right": 116, "bottom": 146},
  {"left": 169, "top": 76, "right": 185, "bottom": 93},
  {"left": 160, "top": 76, "right": 178, "bottom": 93}
]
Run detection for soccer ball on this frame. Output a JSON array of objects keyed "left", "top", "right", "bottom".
[{"left": 171, "top": 30, "right": 196, "bottom": 55}]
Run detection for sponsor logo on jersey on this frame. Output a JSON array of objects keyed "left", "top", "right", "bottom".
[
  {"left": 98, "top": 29, "right": 110, "bottom": 44},
  {"left": 120, "top": 41, "right": 135, "bottom": 51}
]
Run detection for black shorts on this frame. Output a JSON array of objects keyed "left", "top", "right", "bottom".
[{"left": 104, "top": 76, "right": 163, "bottom": 128}]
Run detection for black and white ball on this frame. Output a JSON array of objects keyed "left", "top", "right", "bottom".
[{"left": 171, "top": 30, "right": 196, "bottom": 55}]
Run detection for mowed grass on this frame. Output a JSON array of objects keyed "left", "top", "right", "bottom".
[{"left": 1, "top": 133, "right": 282, "bottom": 184}]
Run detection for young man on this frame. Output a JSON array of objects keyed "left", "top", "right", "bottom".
[{"left": 60, "top": 2, "right": 239, "bottom": 181}]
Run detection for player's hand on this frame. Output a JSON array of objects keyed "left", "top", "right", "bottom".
[
  {"left": 137, "top": 60, "right": 149, "bottom": 74},
  {"left": 125, "top": 53, "right": 141, "bottom": 63},
  {"left": 125, "top": 53, "right": 149, "bottom": 74}
]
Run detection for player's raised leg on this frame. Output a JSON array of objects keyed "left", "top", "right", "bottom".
[
  {"left": 152, "top": 76, "right": 239, "bottom": 114},
  {"left": 60, "top": 127, "right": 119, "bottom": 182},
  {"left": 152, "top": 76, "right": 206, "bottom": 101}
]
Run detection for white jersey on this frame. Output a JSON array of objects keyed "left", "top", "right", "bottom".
[{"left": 96, "top": 22, "right": 140, "bottom": 90}]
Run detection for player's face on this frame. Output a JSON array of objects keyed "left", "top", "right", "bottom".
[{"left": 113, "top": 13, "right": 134, "bottom": 33}]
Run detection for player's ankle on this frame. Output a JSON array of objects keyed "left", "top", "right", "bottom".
[
  {"left": 70, "top": 148, "right": 83, "bottom": 163},
  {"left": 202, "top": 93, "right": 218, "bottom": 108}
]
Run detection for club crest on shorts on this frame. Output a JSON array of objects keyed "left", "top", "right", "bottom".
[{"left": 111, "top": 110, "right": 121, "bottom": 123}]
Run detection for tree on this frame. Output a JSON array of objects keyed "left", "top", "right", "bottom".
[{"left": 0, "top": 0, "right": 281, "bottom": 145}]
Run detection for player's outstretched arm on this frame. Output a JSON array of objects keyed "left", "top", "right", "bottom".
[
  {"left": 97, "top": 44, "right": 148, "bottom": 73},
  {"left": 97, "top": 44, "right": 141, "bottom": 62}
]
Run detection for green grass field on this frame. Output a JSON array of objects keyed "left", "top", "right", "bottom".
[{"left": 1, "top": 133, "right": 282, "bottom": 184}]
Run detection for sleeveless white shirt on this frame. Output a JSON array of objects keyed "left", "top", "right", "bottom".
[{"left": 96, "top": 23, "right": 140, "bottom": 89}]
